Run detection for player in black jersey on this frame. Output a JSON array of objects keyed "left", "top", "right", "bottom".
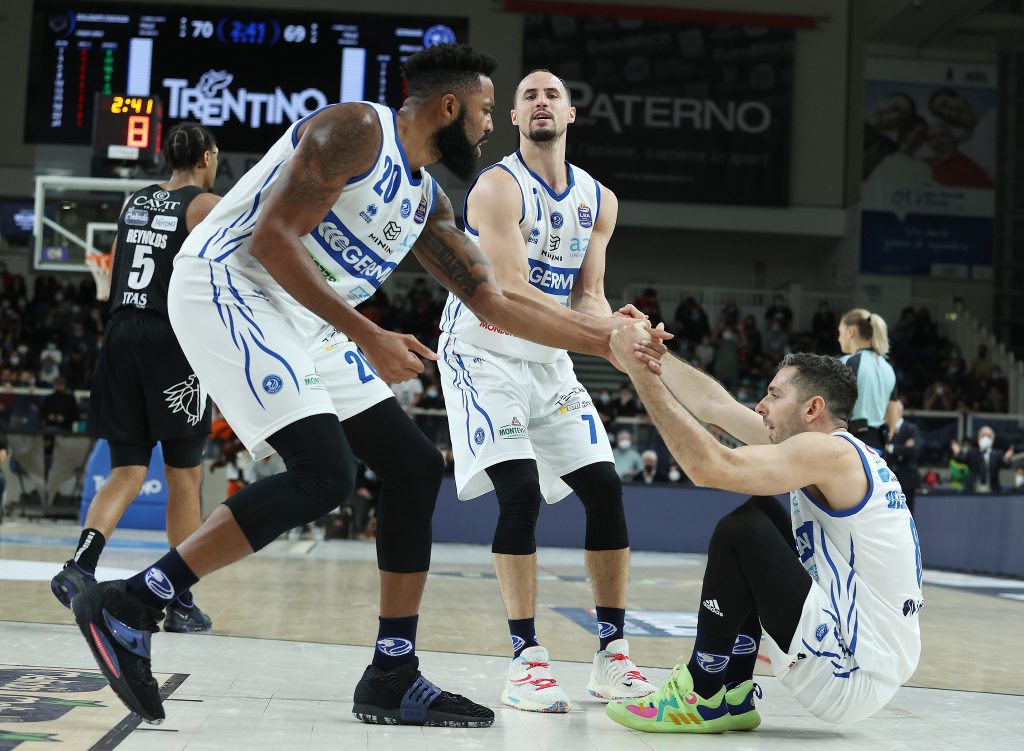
[{"left": 51, "top": 123, "right": 221, "bottom": 633}]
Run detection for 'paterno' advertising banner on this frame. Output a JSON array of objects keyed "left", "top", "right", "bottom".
[
  {"left": 521, "top": 15, "right": 793, "bottom": 205},
  {"left": 860, "top": 59, "right": 997, "bottom": 277}
]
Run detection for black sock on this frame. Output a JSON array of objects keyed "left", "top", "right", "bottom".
[
  {"left": 725, "top": 612, "right": 762, "bottom": 688},
  {"left": 686, "top": 629, "right": 734, "bottom": 698},
  {"left": 372, "top": 615, "right": 418, "bottom": 671},
  {"left": 595, "top": 606, "right": 625, "bottom": 650},
  {"left": 508, "top": 617, "right": 539, "bottom": 658},
  {"left": 72, "top": 528, "right": 106, "bottom": 575},
  {"left": 125, "top": 549, "right": 198, "bottom": 610}
]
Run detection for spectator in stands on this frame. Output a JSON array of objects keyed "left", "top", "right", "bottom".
[
  {"left": 37, "top": 343, "right": 61, "bottom": 386},
  {"left": 764, "top": 294, "right": 793, "bottom": 332},
  {"left": 711, "top": 323, "right": 741, "bottom": 393},
  {"left": 886, "top": 401, "right": 921, "bottom": 513},
  {"left": 718, "top": 297, "right": 740, "bottom": 327},
  {"left": 1014, "top": 467, "right": 1024, "bottom": 492},
  {"left": 694, "top": 335, "right": 715, "bottom": 371},
  {"left": 672, "top": 297, "right": 711, "bottom": 348},
  {"left": 739, "top": 315, "right": 762, "bottom": 364},
  {"left": 612, "top": 430, "right": 643, "bottom": 481},
  {"left": 952, "top": 426, "right": 1015, "bottom": 494},
  {"left": 632, "top": 450, "right": 668, "bottom": 485},
  {"left": 40, "top": 377, "right": 78, "bottom": 431},
  {"left": 612, "top": 383, "right": 641, "bottom": 422},
  {"left": 762, "top": 319, "right": 790, "bottom": 362},
  {"left": 666, "top": 462, "right": 685, "bottom": 484},
  {"left": 632, "top": 287, "right": 663, "bottom": 323},
  {"left": 970, "top": 344, "right": 995, "bottom": 380},
  {"left": 391, "top": 375, "right": 423, "bottom": 414},
  {"left": 812, "top": 302, "right": 838, "bottom": 353},
  {"left": 923, "top": 378, "right": 953, "bottom": 411},
  {"left": 414, "top": 375, "right": 445, "bottom": 444}
]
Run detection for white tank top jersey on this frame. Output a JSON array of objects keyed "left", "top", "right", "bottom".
[
  {"left": 442, "top": 150, "right": 602, "bottom": 363},
  {"left": 790, "top": 430, "right": 923, "bottom": 684},
  {"left": 179, "top": 102, "right": 439, "bottom": 320}
]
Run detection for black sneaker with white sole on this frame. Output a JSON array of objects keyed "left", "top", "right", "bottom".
[
  {"left": 71, "top": 579, "right": 165, "bottom": 723},
  {"left": 353, "top": 657, "right": 494, "bottom": 727}
]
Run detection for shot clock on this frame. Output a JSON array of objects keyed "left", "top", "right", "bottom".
[{"left": 93, "top": 94, "right": 163, "bottom": 161}]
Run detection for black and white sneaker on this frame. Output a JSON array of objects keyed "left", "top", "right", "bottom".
[
  {"left": 353, "top": 657, "right": 494, "bottom": 727},
  {"left": 51, "top": 560, "right": 96, "bottom": 609},
  {"left": 71, "top": 579, "right": 165, "bottom": 723},
  {"left": 162, "top": 599, "right": 213, "bottom": 633}
]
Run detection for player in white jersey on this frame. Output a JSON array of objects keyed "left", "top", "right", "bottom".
[
  {"left": 604, "top": 332, "right": 922, "bottom": 732},
  {"left": 439, "top": 70, "right": 659, "bottom": 712},
  {"left": 69, "top": 44, "right": 659, "bottom": 728}
]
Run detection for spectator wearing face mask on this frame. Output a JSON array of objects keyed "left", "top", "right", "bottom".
[
  {"left": 612, "top": 430, "right": 643, "bottom": 481},
  {"left": 952, "top": 426, "right": 1015, "bottom": 494},
  {"left": 632, "top": 450, "right": 668, "bottom": 485},
  {"left": 415, "top": 377, "right": 445, "bottom": 444},
  {"left": 666, "top": 462, "right": 685, "bottom": 484}
]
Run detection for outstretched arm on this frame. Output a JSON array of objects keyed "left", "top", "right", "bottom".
[{"left": 414, "top": 185, "right": 666, "bottom": 359}]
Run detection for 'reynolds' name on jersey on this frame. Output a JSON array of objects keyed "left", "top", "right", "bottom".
[{"left": 124, "top": 229, "right": 168, "bottom": 248}]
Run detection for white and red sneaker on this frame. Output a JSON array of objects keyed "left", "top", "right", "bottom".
[
  {"left": 501, "top": 645, "right": 570, "bottom": 713},
  {"left": 587, "top": 638, "right": 656, "bottom": 700}
]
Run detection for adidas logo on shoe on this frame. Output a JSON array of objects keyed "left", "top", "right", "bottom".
[{"left": 702, "top": 599, "right": 724, "bottom": 617}]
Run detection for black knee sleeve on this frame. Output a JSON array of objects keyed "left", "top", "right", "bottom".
[
  {"left": 342, "top": 399, "right": 444, "bottom": 573},
  {"left": 563, "top": 462, "right": 629, "bottom": 551},
  {"left": 224, "top": 414, "right": 355, "bottom": 551},
  {"left": 109, "top": 440, "right": 155, "bottom": 468},
  {"left": 161, "top": 434, "right": 208, "bottom": 468},
  {"left": 713, "top": 496, "right": 792, "bottom": 550},
  {"left": 487, "top": 460, "right": 543, "bottom": 555}
]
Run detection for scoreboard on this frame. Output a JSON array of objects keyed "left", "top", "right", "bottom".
[{"left": 26, "top": 1, "right": 468, "bottom": 153}]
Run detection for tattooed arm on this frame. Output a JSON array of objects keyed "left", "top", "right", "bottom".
[
  {"left": 250, "top": 104, "right": 435, "bottom": 382},
  {"left": 414, "top": 186, "right": 634, "bottom": 357}
]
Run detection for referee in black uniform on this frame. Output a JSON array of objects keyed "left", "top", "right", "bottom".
[
  {"left": 51, "top": 123, "right": 221, "bottom": 633},
  {"left": 837, "top": 308, "right": 899, "bottom": 452}
]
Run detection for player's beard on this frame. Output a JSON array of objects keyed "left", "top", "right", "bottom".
[
  {"left": 434, "top": 108, "right": 479, "bottom": 181},
  {"left": 527, "top": 121, "right": 559, "bottom": 143}
]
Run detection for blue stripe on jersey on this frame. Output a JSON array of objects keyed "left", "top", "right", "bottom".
[
  {"left": 238, "top": 334, "right": 264, "bottom": 409},
  {"left": 224, "top": 268, "right": 264, "bottom": 339},
  {"left": 291, "top": 103, "right": 339, "bottom": 147},
  {"left": 827, "top": 434, "right": 875, "bottom": 516},
  {"left": 214, "top": 232, "right": 253, "bottom": 263},
  {"left": 515, "top": 149, "right": 575, "bottom": 201},
  {"left": 428, "top": 177, "right": 439, "bottom": 217},
  {"left": 527, "top": 258, "right": 578, "bottom": 296},
  {"left": 594, "top": 178, "right": 602, "bottom": 224},
  {"left": 440, "top": 301, "right": 494, "bottom": 455},
  {"left": 250, "top": 334, "right": 299, "bottom": 394},
  {"left": 308, "top": 211, "right": 398, "bottom": 289},
  {"left": 200, "top": 160, "right": 283, "bottom": 259},
  {"left": 462, "top": 164, "right": 524, "bottom": 235}
]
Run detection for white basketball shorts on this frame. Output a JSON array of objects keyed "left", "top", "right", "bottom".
[
  {"left": 169, "top": 257, "right": 393, "bottom": 459},
  {"left": 437, "top": 333, "right": 614, "bottom": 503},
  {"left": 759, "top": 583, "right": 903, "bottom": 724}
]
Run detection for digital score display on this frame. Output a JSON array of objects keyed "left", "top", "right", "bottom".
[
  {"left": 26, "top": 1, "right": 468, "bottom": 152},
  {"left": 93, "top": 94, "right": 162, "bottom": 160}
]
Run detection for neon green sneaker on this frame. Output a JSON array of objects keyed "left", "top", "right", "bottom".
[
  {"left": 725, "top": 680, "right": 762, "bottom": 731},
  {"left": 604, "top": 664, "right": 732, "bottom": 733}
]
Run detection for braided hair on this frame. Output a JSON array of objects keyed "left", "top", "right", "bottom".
[{"left": 163, "top": 122, "right": 217, "bottom": 172}]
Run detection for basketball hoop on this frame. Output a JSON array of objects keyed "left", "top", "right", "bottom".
[{"left": 86, "top": 251, "right": 113, "bottom": 302}]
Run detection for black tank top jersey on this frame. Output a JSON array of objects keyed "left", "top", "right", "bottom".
[{"left": 109, "top": 184, "right": 205, "bottom": 319}]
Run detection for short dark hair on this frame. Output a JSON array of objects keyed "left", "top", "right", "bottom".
[
  {"left": 163, "top": 122, "right": 216, "bottom": 172},
  {"left": 402, "top": 43, "right": 497, "bottom": 101},
  {"left": 778, "top": 353, "right": 858, "bottom": 424},
  {"left": 514, "top": 69, "right": 572, "bottom": 107}
]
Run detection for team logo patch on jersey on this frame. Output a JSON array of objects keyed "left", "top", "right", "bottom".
[
  {"left": 376, "top": 638, "right": 413, "bottom": 657},
  {"left": 262, "top": 375, "right": 284, "bottom": 394},
  {"left": 474, "top": 427, "right": 485, "bottom": 445},
  {"left": 498, "top": 417, "right": 528, "bottom": 440},
  {"left": 815, "top": 623, "right": 828, "bottom": 641},
  {"left": 414, "top": 196, "right": 428, "bottom": 224},
  {"left": 360, "top": 204, "right": 378, "bottom": 223},
  {"left": 528, "top": 227, "right": 540, "bottom": 244},
  {"left": 144, "top": 567, "right": 174, "bottom": 600},
  {"left": 878, "top": 467, "right": 891, "bottom": 482},
  {"left": 151, "top": 215, "right": 178, "bottom": 232},
  {"left": 400, "top": 198, "right": 412, "bottom": 218},
  {"left": 163, "top": 374, "right": 204, "bottom": 426},
  {"left": 124, "top": 208, "right": 149, "bottom": 226},
  {"left": 551, "top": 211, "right": 564, "bottom": 229},
  {"left": 578, "top": 203, "right": 593, "bottom": 228}
]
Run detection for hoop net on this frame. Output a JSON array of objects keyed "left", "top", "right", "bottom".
[{"left": 86, "top": 251, "right": 113, "bottom": 301}]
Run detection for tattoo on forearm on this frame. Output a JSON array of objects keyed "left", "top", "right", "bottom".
[{"left": 417, "top": 227, "right": 490, "bottom": 298}]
